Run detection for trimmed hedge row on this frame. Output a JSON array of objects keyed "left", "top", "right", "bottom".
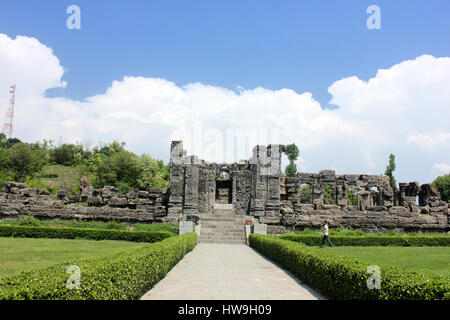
[
  {"left": 249, "top": 234, "right": 449, "bottom": 300},
  {"left": 0, "top": 232, "right": 198, "bottom": 300},
  {"left": 0, "top": 224, "right": 173, "bottom": 243},
  {"left": 278, "top": 234, "right": 450, "bottom": 247}
]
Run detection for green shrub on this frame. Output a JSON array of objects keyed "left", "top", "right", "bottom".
[
  {"left": 117, "top": 181, "right": 130, "bottom": 194},
  {"left": 299, "top": 184, "right": 312, "bottom": 204},
  {"left": 346, "top": 186, "right": 358, "bottom": 206},
  {"left": 0, "top": 219, "right": 179, "bottom": 236},
  {"left": 278, "top": 234, "right": 450, "bottom": 247},
  {"left": 0, "top": 225, "right": 172, "bottom": 243},
  {"left": 323, "top": 185, "right": 334, "bottom": 204},
  {"left": 104, "top": 220, "right": 126, "bottom": 230},
  {"left": 39, "top": 173, "right": 59, "bottom": 179},
  {"left": 69, "top": 186, "right": 80, "bottom": 196},
  {"left": 249, "top": 234, "right": 449, "bottom": 300},
  {"left": 0, "top": 232, "right": 197, "bottom": 300},
  {"left": 18, "top": 216, "right": 40, "bottom": 227},
  {"left": 132, "top": 223, "right": 178, "bottom": 234},
  {"left": 25, "top": 177, "right": 57, "bottom": 195}
]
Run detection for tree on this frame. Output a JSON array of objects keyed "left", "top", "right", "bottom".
[
  {"left": 0, "top": 133, "right": 7, "bottom": 149},
  {"left": 93, "top": 150, "right": 142, "bottom": 188},
  {"left": 96, "top": 141, "right": 125, "bottom": 157},
  {"left": 49, "top": 144, "right": 77, "bottom": 165},
  {"left": 299, "top": 184, "right": 311, "bottom": 204},
  {"left": 433, "top": 174, "right": 450, "bottom": 203},
  {"left": 5, "top": 137, "right": 22, "bottom": 149},
  {"left": 138, "top": 154, "right": 170, "bottom": 189},
  {"left": 385, "top": 153, "right": 397, "bottom": 189},
  {"left": 6, "top": 143, "right": 46, "bottom": 181},
  {"left": 323, "top": 185, "right": 334, "bottom": 204},
  {"left": 284, "top": 143, "right": 300, "bottom": 177},
  {"left": 346, "top": 186, "right": 358, "bottom": 206}
]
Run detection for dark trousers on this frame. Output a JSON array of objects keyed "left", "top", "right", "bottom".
[{"left": 320, "top": 235, "right": 333, "bottom": 247}]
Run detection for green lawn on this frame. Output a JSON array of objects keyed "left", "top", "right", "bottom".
[
  {"left": 0, "top": 237, "right": 146, "bottom": 279},
  {"left": 38, "top": 164, "right": 87, "bottom": 192},
  {"left": 315, "top": 246, "right": 450, "bottom": 278}
]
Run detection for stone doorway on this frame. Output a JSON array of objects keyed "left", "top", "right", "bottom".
[
  {"left": 216, "top": 180, "right": 232, "bottom": 204},
  {"left": 216, "top": 171, "right": 232, "bottom": 204}
]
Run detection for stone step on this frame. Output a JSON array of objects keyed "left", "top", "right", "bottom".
[
  {"left": 197, "top": 211, "right": 247, "bottom": 244},
  {"left": 203, "top": 228, "right": 242, "bottom": 232},
  {"left": 199, "top": 239, "right": 246, "bottom": 244},
  {"left": 200, "top": 217, "right": 244, "bottom": 222},
  {"left": 214, "top": 209, "right": 234, "bottom": 215},
  {"left": 201, "top": 226, "right": 245, "bottom": 230},
  {"left": 213, "top": 203, "right": 233, "bottom": 210},
  {"left": 199, "top": 216, "right": 245, "bottom": 221},
  {"left": 201, "top": 231, "right": 245, "bottom": 236},
  {"left": 201, "top": 222, "right": 244, "bottom": 228},
  {"left": 201, "top": 230, "right": 245, "bottom": 235},
  {"left": 200, "top": 220, "right": 245, "bottom": 227},
  {"left": 200, "top": 234, "right": 245, "bottom": 240},
  {"left": 199, "top": 238, "right": 246, "bottom": 243}
]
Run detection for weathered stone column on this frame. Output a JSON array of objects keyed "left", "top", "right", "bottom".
[
  {"left": 250, "top": 145, "right": 267, "bottom": 217},
  {"left": 265, "top": 144, "right": 283, "bottom": 216},
  {"left": 183, "top": 156, "right": 200, "bottom": 215},
  {"left": 249, "top": 144, "right": 283, "bottom": 217},
  {"left": 167, "top": 141, "right": 185, "bottom": 222}
]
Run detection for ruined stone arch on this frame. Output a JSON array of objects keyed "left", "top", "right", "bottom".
[
  {"left": 299, "top": 183, "right": 312, "bottom": 204},
  {"left": 215, "top": 166, "right": 233, "bottom": 204}
]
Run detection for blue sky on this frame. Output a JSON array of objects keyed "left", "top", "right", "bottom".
[
  {"left": 0, "top": 1, "right": 449, "bottom": 184},
  {"left": 1, "top": 0, "right": 448, "bottom": 106}
]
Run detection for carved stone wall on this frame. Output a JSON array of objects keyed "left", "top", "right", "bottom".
[
  {"left": 279, "top": 171, "right": 449, "bottom": 232},
  {"left": 0, "top": 181, "right": 168, "bottom": 223},
  {"left": 0, "top": 141, "right": 448, "bottom": 233},
  {"left": 168, "top": 141, "right": 284, "bottom": 220}
]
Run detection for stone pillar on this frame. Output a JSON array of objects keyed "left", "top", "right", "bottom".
[
  {"left": 183, "top": 156, "right": 200, "bottom": 215},
  {"left": 249, "top": 144, "right": 283, "bottom": 217},
  {"left": 358, "top": 191, "right": 370, "bottom": 210},
  {"left": 250, "top": 145, "right": 267, "bottom": 216},
  {"left": 265, "top": 144, "right": 283, "bottom": 215},
  {"left": 168, "top": 141, "right": 185, "bottom": 221},
  {"left": 198, "top": 167, "right": 215, "bottom": 214}
]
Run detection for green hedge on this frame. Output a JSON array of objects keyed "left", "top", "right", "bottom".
[
  {"left": 0, "top": 232, "right": 198, "bottom": 300},
  {"left": 249, "top": 234, "right": 449, "bottom": 300},
  {"left": 278, "top": 234, "right": 450, "bottom": 247},
  {"left": 0, "top": 225, "right": 172, "bottom": 243}
]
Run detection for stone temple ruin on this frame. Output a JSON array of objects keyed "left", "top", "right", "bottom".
[
  {"left": 0, "top": 140, "right": 448, "bottom": 243},
  {"left": 167, "top": 141, "right": 449, "bottom": 240}
]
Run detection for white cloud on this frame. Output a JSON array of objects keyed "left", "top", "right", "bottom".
[
  {"left": 407, "top": 132, "right": 450, "bottom": 149},
  {"left": 328, "top": 54, "right": 450, "bottom": 183},
  {"left": 434, "top": 163, "right": 450, "bottom": 174},
  {"left": 0, "top": 33, "right": 449, "bottom": 183}
]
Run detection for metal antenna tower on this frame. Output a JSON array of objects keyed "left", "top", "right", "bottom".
[{"left": 3, "top": 84, "right": 16, "bottom": 139}]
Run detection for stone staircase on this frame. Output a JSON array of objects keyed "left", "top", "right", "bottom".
[{"left": 198, "top": 204, "right": 247, "bottom": 244}]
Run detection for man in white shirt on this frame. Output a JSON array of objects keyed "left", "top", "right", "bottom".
[{"left": 320, "top": 220, "right": 334, "bottom": 248}]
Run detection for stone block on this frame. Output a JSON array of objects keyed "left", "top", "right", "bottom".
[
  {"left": 138, "top": 191, "right": 149, "bottom": 198},
  {"left": 109, "top": 197, "right": 127, "bottom": 207},
  {"left": 87, "top": 195, "right": 103, "bottom": 206},
  {"left": 126, "top": 190, "right": 139, "bottom": 199},
  {"left": 259, "top": 216, "right": 281, "bottom": 224},
  {"left": 179, "top": 220, "right": 194, "bottom": 235},
  {"left": 253, "top": 223, "right": 267, "bottom": 235}
]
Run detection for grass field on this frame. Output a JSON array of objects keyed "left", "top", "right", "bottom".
[
  {"left": 315, "top": 246, "right": 450, "bottom": 278},
  {"left": 0, "top": 237, "right": 146, "bottom": 279}
]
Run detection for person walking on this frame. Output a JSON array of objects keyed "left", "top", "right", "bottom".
[{"left": 320, "top": 220, "right": 333, "bottom": 248}]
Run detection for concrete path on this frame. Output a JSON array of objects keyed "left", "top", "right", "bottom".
[{"left": 140, "top": 243, "right": 325, "bottom": 300}]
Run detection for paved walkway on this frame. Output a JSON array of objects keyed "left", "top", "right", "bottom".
[{"left": 140, "top": 243, "right": 325, "bottom": 300}]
